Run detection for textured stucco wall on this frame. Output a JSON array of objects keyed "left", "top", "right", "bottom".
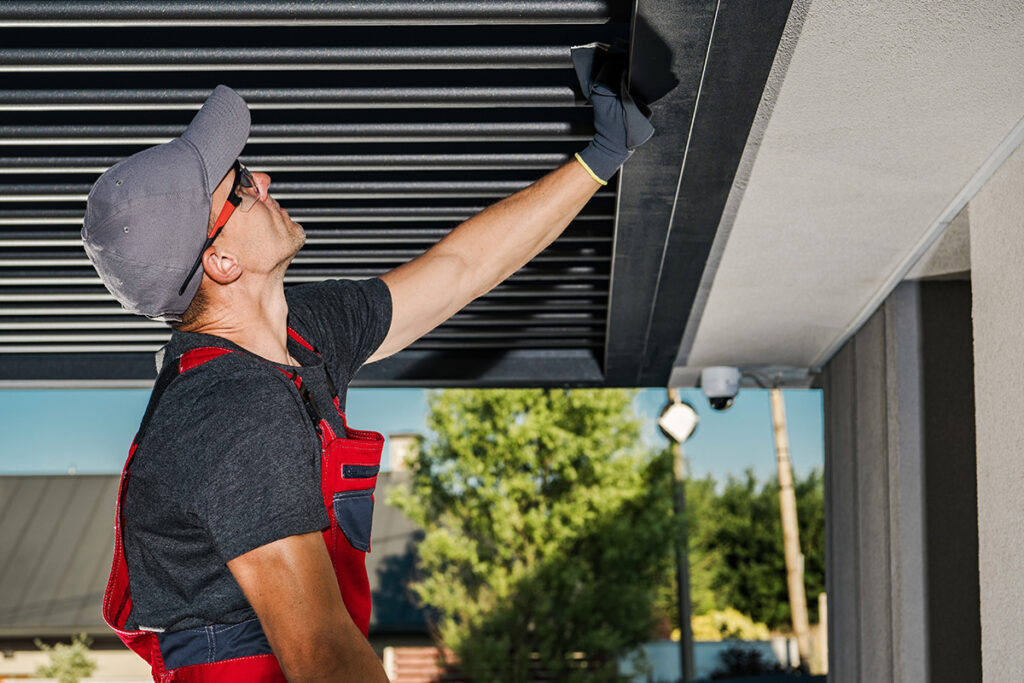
[
  {"left": 686, "top": 0, "right": 1024, "bottom": 369},
  {"left": 905, "top": 206, "right": 970, "bottom": 280},
  {"left": 969, "top": 140, "right": 1024, "bottom": 682},
  {"left": 824, "top": 297, "right": 908, "bottom": 683},
  {"left": 822, "top": 280, "right": 979, "bottom": 683}
]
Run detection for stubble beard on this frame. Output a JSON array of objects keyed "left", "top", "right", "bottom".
[
  {"left": 287, "top": 217, "right": 306, "bottom": 256},
  {"left": 275, "top": 218, "right": 306, "bottom": 274}
]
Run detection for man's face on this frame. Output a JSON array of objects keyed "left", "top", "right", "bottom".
[{"left": 208, "top": 165, "right": 306, "bottom": 277}]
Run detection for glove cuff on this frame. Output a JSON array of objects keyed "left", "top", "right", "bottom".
[
  {"left": 574, "top": 152, "right": 607, "bottom": 186},
  {"left": 576, "top": 141, "right": 632, "bottom": 185}
]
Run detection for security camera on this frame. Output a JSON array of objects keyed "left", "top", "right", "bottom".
[{"left": 700, "top": 366, "right": 741, "bottom": 411}]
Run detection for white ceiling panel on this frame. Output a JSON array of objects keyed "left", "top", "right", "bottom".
[{"left": 682, "top": 0, "right": 1024, "bottom": 374}]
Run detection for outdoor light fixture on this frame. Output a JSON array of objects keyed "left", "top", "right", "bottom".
[{"left": 658, "top": 396, "right": 699, "bottom": 444}]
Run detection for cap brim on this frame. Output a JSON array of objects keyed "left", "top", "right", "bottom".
[{"left": 181, "top": 84, "right": 251, "bottom": 194}]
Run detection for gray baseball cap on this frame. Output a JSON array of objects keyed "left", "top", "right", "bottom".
[{"left": 82, "top": 85, "right": 251, "bottom": 321}]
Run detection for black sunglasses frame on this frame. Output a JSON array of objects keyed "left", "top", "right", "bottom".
[{"left": 177, "top": 161, "right": 255, "bottom": 296}]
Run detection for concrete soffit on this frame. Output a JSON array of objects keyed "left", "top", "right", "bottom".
[
  {"left": 672, "top": 0, "right": 813, "bottom": 371},
  {"left": 904, "top": 206, "right": 971, "bottom": 282},
  {"left": 667, "top": 0, "right": 813, "bottom": 390},
  {"left": 672, "top": 0, "right": 1024, "bottom": 387},
  {"left": 809, "top": 113, "right": 1024, "bottom": 370}
]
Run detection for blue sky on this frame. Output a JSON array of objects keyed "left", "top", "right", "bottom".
[{"left": 0, "top": 387, "right": 823, "bottom": 484}]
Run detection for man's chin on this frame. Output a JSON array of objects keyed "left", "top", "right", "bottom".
[
  {"left": 290, "top": 220, "right": 306, "bottom": 252},
  {"left": 276, "top": 222, "right": 306, "bottom": 272}
]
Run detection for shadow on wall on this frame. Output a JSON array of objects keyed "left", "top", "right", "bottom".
[{"left": 371, "top": 530, "right": 430, "bottom": 631}]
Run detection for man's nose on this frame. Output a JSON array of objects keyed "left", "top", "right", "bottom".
[{"left": 251, "top": 172, "right": 271, "bottom": 201}]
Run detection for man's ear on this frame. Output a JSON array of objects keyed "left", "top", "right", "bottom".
[{"left": 201, "top": 245, "right": 242, "bottom": 285}]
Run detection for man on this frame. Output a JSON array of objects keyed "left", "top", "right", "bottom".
[{"left": 86, "top": 45, "right": 653, "bottom": 682}]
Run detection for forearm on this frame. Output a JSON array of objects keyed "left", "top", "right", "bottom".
[
  {"left": 228, "top": 534, "right": 390, "bottom": 683},
  {"left": 281, "top": 636, "right": 388, "bottom": 683},
  {"left": 370, "top": 43, "right": 653, "bottom": 363},
  {"left": 439, "top": 159, "right": 601, "bottom": 299}
]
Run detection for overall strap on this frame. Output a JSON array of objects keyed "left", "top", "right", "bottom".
[
  {"left": 177, "top": 341, "right": 328, "bottom": 436},
  {"left": 133, "top": 347, "right": 235, "bottom": 447},
  {"left": 142, "top": 329, "right": 329, "bottom": 444},
  {"left": 287, "top": 327, "right": 339, "bottom": 399}
]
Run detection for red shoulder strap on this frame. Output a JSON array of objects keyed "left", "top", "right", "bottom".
[
  {"left": 179, "top": 346, "right": 235, "bottom": 373},
  {"left": 179, "top": 343, "right": 307, "bottom": 390},
  {"left": 178, "top": 340, "right": 327, "bottom": 434},
  {"left": 287, "top": 326, "right": 317, "bottom": 353},
  {"left": 287, "top": 326, "right": 341, "bottom": 402}
]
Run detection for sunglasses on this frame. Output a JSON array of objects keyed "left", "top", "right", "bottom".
[{"left": 178, "top": 160, "right": 259, "bottom": 296}]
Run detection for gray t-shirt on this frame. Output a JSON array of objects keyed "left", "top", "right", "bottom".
[{"left": 122, "top": 277, "right": 392, "bottom": 632}]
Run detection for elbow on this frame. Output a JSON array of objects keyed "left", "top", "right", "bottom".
[
  {"left": 275, "top": 625, "right": 386, "bottom": 683},
  {"left": 444, "top": 249, "right": 489, "bottom": 306},
  {"left": 273, "top": 629, "right": 342, "bottom": 682}
]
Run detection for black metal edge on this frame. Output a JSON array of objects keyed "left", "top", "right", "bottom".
[
  {"left": 0, "top": 352, "right": 159, "bottom": 382},
  {"left": 353, "top": 348, "right": 605, "bottom": 387},
  {"left": 603, "top": 0, "right": 719, "bottom": 385},
  {"left": 672, "top": 0, "right": 809, "bottom": 372},
  {"left": 637, "top": 0, "right": 794, "bottom": 385},
  {"left": 604, "top": 0, "right": 795, "bottom": 385},
  {"left": 0, "top": 348, "right": 606, "bottom": 387}
]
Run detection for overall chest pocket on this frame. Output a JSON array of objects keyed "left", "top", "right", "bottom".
[{"left": 332, "top": 488, "right": 374, "bottom": 552}]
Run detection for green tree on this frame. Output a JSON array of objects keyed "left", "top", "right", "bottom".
[
  {"left": 684, "top": 469, "right": 826, "bottom": 630},
  {"left": 650, "top": 471, "right": 719, "bottom": 634},
  {"left": 34, "top": 633, "right": 97, "bottom": 683},
  {"left": 683, "top": 474, "right": 720, "bottom": 618},
  {"left": 392, "top": 389, "right": 677, "bottom": 682}
]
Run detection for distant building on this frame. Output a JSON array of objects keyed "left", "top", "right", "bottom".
[
  {"left": 0, "top": 472, "right": 431, "bottom": 676},
  {"left": 388, "top": 433, "right": 421, "bottom": 471}
]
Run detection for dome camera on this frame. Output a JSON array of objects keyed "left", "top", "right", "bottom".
[{"left": 700, "top": 366, "right": 741, "bottom": 412}]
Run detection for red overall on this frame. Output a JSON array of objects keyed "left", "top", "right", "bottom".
[{"left": 103, "top": 328, "right": 384, "bottom": 682}]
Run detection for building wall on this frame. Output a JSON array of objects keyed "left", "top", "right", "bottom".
[
  {"left": 821, "top": 280, "right": 979, "bottom": 682},
  {"left": 969, "top": 140, "right": 1024, "bottom": 682}
]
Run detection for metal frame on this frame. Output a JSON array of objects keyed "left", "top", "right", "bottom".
[
  {"left": 0, "top": 2, "right": 622, "bottom": 27},
  {"left": 603, "top": 0, "right": 795, "bottom": 386}
]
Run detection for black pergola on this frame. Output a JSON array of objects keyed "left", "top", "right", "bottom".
[{"left": 0, "top": 0, "right": 792, "bottom": 387}]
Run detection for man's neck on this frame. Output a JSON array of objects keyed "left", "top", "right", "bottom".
[{"left": 188, "top": 281, "right": 295, "bottom": 366}]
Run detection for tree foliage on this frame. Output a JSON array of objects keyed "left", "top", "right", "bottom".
[
  {"left": 682, "top": 468, "right": 826, "bottom": 630},
  {"left": 34, "top": 633, "right": 97, "bottom": 683},
  {"left": 691, "top": 608, "right": 771, "bottom": 641},
  {"left": 392, "top": 389, "right": 678, "bottom": 682}
]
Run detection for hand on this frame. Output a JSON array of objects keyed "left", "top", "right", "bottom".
[{"left": 571, "top": 41, "right": 656, "bottom": 184}]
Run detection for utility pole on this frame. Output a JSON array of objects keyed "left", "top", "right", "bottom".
[
  {"left": 769, "top": 387, "right": 811, "bottom": 667},
  {"left": 659, "top": 388, "right": 697, "bottom": 682},
  {"left": 670, "top": 439, "right": 696, "bottom": 682}
]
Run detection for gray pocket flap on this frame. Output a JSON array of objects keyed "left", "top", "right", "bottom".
[{"left": 333, "top": 488, "right": 374, "bottom": 552}]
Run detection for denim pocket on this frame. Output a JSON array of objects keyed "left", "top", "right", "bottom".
[
  {"left": 333, "top": 488, "right": 374, "bottom": 552},
  {"left": 157, "top": 617, "right": 272, "bottom": 669}
]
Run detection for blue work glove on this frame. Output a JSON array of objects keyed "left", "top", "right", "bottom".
[{"left": 572, "top": 41, "right": 655, "bottom": 185}]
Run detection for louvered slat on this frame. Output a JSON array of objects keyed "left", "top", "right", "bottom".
[{"left": 0, "top": 1, "right": 627, "bottom": 381}]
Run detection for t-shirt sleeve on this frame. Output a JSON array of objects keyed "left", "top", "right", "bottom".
[
  {"left": 285, "top": 277, "right": 393, "bottom": 381},
  {"left": 188, "top": 367, "right": 329, "bottom": 562}
]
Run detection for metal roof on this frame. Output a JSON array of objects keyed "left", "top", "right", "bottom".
[
  {"left": 0, "top": 472, "right": 427, "bottom": 640},
  {"left": 0, "top": 475, "right": 115, "bottom": 637},
  {"left": 0, "top": 1, "right": 794, "bottom": 387}
]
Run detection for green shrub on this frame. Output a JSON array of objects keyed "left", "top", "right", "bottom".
[{"left": 34, "top": 633, "right": 97, "bottom": 683}]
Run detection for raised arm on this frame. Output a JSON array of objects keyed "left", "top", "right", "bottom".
[
  {"left": 227, "top": 532, "right": 389, "bottom": 683},
  {"left": 367, "top": 43, "right": 654, "bottom": 364},
  {"left": 368, "top": 160, "right": 599, "bottom": 362}
]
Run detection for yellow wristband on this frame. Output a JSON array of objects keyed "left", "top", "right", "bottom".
[{"left": 574, "top": 153, "right": 608, "bottom": 186}]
